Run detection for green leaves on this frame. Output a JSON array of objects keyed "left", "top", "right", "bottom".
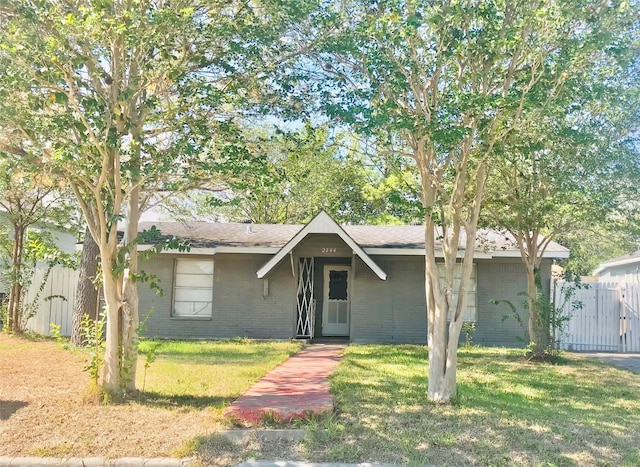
[{"left": 25, "top": 230, "right": 79, "bottom": 269}]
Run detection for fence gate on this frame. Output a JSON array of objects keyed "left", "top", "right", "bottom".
[
  {"left": 623, "top": 285, "right": 640, "bottom": 352},
  {"left": 556, "top": 281, "right": 640, "bottom": 353},
  {"left": 296, "top": 257, "right": 315, "bottom": 338}
]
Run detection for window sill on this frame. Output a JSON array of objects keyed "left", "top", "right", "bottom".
[{"left": 170, "top": 316, "right": 212, "bottom": 321}]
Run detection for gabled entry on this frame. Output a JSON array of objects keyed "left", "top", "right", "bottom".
[{"left": 256, "top": 211, "right": 387, "bottom": 281}]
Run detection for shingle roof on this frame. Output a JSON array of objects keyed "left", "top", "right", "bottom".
[
  {"left": 138, "top": 221, "right": 569, "bottom": 256},
  {"left": 138, "top": 222, "right": 301, "bottom": 248},
  {"left": 597, "top": 251, "right": 640, "bottom": 267}
]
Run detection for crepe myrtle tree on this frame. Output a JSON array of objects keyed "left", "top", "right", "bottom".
[
  {"left": 0, "top": 0, "right": 316, "bottom": 394},
  {"left": 483, "top": 57, "right": 640, "bottom": 359},
  {"left": 310, "top": 0, "right": 639, "bottom": 401}
]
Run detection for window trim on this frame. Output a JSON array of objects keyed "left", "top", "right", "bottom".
[
  {"left": 438, "top": 263, "right": 477, "bottom": 323},
  {"left": 171, "top": 257, "right": 214, "bottom": 320}
]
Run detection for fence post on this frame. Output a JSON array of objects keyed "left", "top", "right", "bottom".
[
  {"left": 621, "top": 286, "right": 626, "bottom": 353},
  {"left": 551, "top": 276, "right": 557, "bottom": 349}
]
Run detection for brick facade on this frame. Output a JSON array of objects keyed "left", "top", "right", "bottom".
[{"left": 139, "top": 250, "right": 551, "bottom": 347}]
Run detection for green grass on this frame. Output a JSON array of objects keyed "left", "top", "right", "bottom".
[
  {"left": 136, "top": 339, "right": 303, "bottom": 410},
  {"left": 302, "top": 345, "right": 640, "bottom": 466}
]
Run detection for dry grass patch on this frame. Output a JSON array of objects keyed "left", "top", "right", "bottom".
[{"left": 0, "top": 334, "right": 301, "bottom": 459}]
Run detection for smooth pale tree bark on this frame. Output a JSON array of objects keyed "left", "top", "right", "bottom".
[
  {"left": 417, "top": 143, "right": 487, "bottom": 402},
  {"left": 70, "top": 227, "right": 100, "bottom": 346},
  {"left": 120, "top": 185, "right": 141, "bottom": 391},
  {"left": 101, "top": 251, "right": 121, "bottom": 392}
]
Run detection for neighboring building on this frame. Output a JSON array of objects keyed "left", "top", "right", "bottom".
[
  {"left": 593, "top": 251, "right": 640, "bottom": 286},
  {"left": 137, "top": 212, "right": 569, "bottom": 346}
]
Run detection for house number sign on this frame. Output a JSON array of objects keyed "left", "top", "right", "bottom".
[{"left": 321, "top": 247, "right": 337, "bottom": 253}]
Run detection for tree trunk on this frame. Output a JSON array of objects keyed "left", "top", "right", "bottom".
[
  {"left": 99, "top": 203, "right": 141, "bottom": 394},
  {"left": 526, "top": 266, "right": 538, "bottom": 350},
  {"left": 426, "top": 248, "right": 473, "bottom": 403},
  {"left": 426, "top": 257, "right": 450, "bottom": 402},
  {"left": 7, "top": 283, "right": 22, "bottom": 333},
  {"left": 527, "top": 266, "right": 550, "bottom": 359},
  {"left": 70, "top": 227, "right": 100, "bottom": 346},
  {"left": 428, "top": 321, "right": 460, "bottom": 402},
  {"left": 101, "top": 255, "right": 122, "bottom": 394},
  {"left": 7, "top": 225, "right": 26, "bottom": 333},
  {"left": 422, "top": 155, "right": 486, "bottom": 403},
  {"left": 425, "top": 214, "right": 470, "bottom": 403},
  {"left": 515, "top": 231, "right": 550, "bottom": 359},
  {"left": 121, "top": 185, "right": 140, "bottom": 392}
]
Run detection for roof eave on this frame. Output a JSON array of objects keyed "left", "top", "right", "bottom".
[
  {"left": 139, "top": 244, "right": 569, "bottom": 260},
  {"left": 362, "top": 248, "right": 569, "bottom": 259},
  {"left": 593, "top": 255, "right": 640, "bottom": 275},
  {"left": 137, "top": 245, "right": 282, "bottom": 255}
]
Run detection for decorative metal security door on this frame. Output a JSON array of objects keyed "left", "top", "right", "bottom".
[{"left": 296, "top": 257, "right": 315, "bottom": 338}]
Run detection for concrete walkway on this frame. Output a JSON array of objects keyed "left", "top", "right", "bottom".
[
  {"left": 223, "top": 344, "right": 345, "bottom": 425},
  {"left": 578, "top": 352, "right": 640, "bottom": 373}
]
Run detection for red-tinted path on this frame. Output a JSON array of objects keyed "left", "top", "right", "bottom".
[{"left": 223, "top": 344, "right": 345, "bottom": 425}]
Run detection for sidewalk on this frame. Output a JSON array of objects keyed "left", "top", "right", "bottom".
[{"left": 223, "top": 344, "right": 345, "bottom": 425}]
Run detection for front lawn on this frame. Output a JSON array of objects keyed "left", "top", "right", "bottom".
[
  {"left": 4, "top": 335, "right": 640, "bottom": 466},
  {"left": 0, "top": 334, "right": 302, "bottom": 460},
  {"left": 137, "top": 338, "right": 302, "bottom": 407},
  {"left": 303, "top": 345, "right": 640, "bottom": 466}
]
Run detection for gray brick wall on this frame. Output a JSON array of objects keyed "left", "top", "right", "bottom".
[
  {"left": 351, "top": 256, "right": 427, "bottom": 344},
  {"left": 138, "top": 250, "right": 553, "bottom": 347},
  {"left": 352, "top": 256, "right": 552, "bottom": 347},
  {"left": 139, "top": 253, "right": 295, "bottom": 340},
  {"left": 475, "top": 258, "right": 553, "bottom": 347}
]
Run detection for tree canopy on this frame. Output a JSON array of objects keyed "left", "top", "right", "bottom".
[
  {"left": 0, "top": 0, "right": 638, "bottom": 405},
  {"left": 0, "top": 0, "right": 315, "bottom": 393}
]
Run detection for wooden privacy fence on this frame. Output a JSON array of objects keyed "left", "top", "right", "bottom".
[
  {"left": 555, "top": 281, "right": 640, "bottom": 353},
  {"left": 24, "top": 267, "right": 78, "bottom": 336}
]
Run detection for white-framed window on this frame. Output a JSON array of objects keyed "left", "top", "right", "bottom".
[
  {"left": 172, "top": 258, "right": 214, "bottom": 318},
  {"left": 437, "top": 263, "right": 477, "bottom": 322}
]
